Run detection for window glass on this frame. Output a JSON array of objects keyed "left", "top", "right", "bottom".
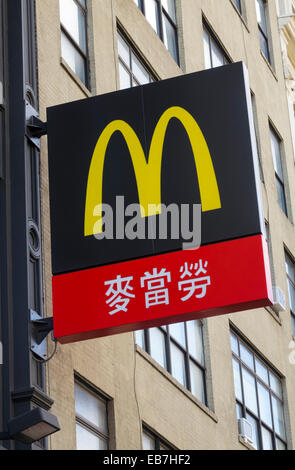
[
  {"left": 150, "top": 327, "right": 167, "bottom": 368},
  {"left": 119, "top": 63, "right": 131, "bottom": 90},
  {"left": 256, "top": 0, "right": 268, "bottom": 36},
  {"left": 190, "top": 361, "right": 205, "bottom": 403},
  {"left": 270, "top": 130, "right": 283, "bottom": 180},
  {"left": 60, "top": 0, "right": 86, "bottom": 52},
  {"left": 145, "top": 0, "right": 160, "bottom": 34},
  {"left": 240, "top": 343, "right": 254, "bottom": 370},
  {"left": 242, "top": 367, "right": 258, "bottom": 415},
  {"left": 76, "top": 423, "right": 106, "bottom": 450},
  {"left": 118, "top": 34, "right": 130, "bottom": 66},
  {"left": 171, "top": 343, "right": 186, "bottom": 387},
  {"left": 61, "top": 32, "right": 86, "bottom": 84},
  {"left": 169, "top": 322, "right": 186, "bottom": 348},
  {"left": 142, "top": 431, "right": 155, "bottom": 450},
  {"left": 255, "top": 358, "right": 269, "bottom": 385},
  {"left": 162, "top": 0, "right": 176, "bottom": 22},
  {"left": 163, "top": 15, "right": 178, "bottom": 61},
  {"left": 230, "top": 333, "right": 239, "bottom": 356},
  {"left": 211, "top": 40, "right": 224, "bottom": 68},
  {"left": 257, "top": 382, "right": 272, "bottom": 427},
  {"left": 233, "top": 0, "right": 242, "bottom": 13},
  {"left": 135, "top": 329, "right": 145, "bottom": 349},
  {"left": 269, "top": 372, "right": 283, "bottom": 399},
  {"left": 132, "top": 53, "right": 150, "bottom": 84},
  {"left": 75, "top": 384, "right": 108, "bottom": 433},
  {"left": 261, "top": 426, "right": 273, "bottom": 450},
  {"left": 187, "top": 320, "right": 204, "bottom": 364},
  {"left": 245, "top": 413, "right": 259, "bottom": 450},
  {"left": 272, "top": 396, "right": 286, "bottom": 440},
  {"left": 203, "top": 29, "right": 211, "bottom": 69},
  {"left": 232, "top": 358, "right": 243, "bottom": 402}
]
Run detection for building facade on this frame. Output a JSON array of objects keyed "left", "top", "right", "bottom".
[{"left": 0, "top": 0, "right": 295, "bottom": 450}]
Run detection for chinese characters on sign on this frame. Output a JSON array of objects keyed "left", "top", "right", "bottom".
[{"left": 104, "top": 260, "right": 211, "bottom": 315}]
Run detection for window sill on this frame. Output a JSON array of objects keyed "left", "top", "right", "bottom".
[
  {"left": 238, "top": 435, "right": 256, "bottom": 450},
  {"left": 229, "top": 1, "right": 250, "bottom": 33},
  {"left": 60, "top": 58, "right": 92, "bottom": 98},
  {"left": 265, "top": 306, "right": 282, "bottom": 326},
  {"left": 136, "top": 345, "right": 218, "bottom": 424},
  {"left": 260, "top": 51, "right": 278, "bottom": 82}
]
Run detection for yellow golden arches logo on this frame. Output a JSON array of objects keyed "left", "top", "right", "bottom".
[{"left": 84, "top": 106, "right": 221, "bottom": 236}]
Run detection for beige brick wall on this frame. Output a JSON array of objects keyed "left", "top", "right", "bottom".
[{"left": 36, "top": 0, "right": 295, "bottom": 450}]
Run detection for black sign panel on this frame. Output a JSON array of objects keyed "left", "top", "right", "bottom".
[{"left": 47, "top": 62, "right": 263, "bottom": 275}]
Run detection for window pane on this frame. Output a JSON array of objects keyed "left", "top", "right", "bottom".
[
  {"left": 275, "top": 177, "right": 287, "bottom": 215},
  {"left": 256, "top": 0, "right": 268, "bottom": 36},
  {"left": 190, "top": 360, "right": 205, "bottom": 403},
  {"left": 259, "top": 31, "right": 270, "bottom": 62},
  {"left": 75, "top": 384, "right": 108, "bottom": 433},
  {"left": 142, "top": 431, "right": 155, "bottom": 450},
  {"left": 240, "top": 343, "right": 254, "bottom": 370},
  {"left": 203, "top": 29, "right": 211, "bottom": 69},
  {"left": 286, "top": 255, "right": 295, "bottom": 283},
  {"left": 187, "top": 320, "right": 204, "bottom": 364},
  {"left": 236, "top": 402, "right": 243, "bottom": 419},
  {"left": 117, "top": 35, "right": 130, "bottom": 66},
  {"left": 292, "top": 314, "right": 295, "bottom": 336},
  {"left": 61, "top": 32, "right": 86, "bottom": 84},
  {"left": 171, "top": 343, "right": 186, "bottom": 387},
  {"left": 131, "top": 53, "right": 150, "bottom": 84},
  {"left": 163, "top": 15, "right": 178, "bottom": 61},
  {"left": 255, "top": 358, "right": 269, "bottom": 385},
  {"left": 211, "top": 39, "right": 224, "bottom": 68},
  {"left": 76, "top": 423, "right": 107, "bottom": 450},
  {"left": 269, "top": 372, "right": 283, "bottom": 399},
  {"left": 60, "top": 0, "right": 86, "bottom": 52},
  {"left": 145, "top": 0, "right": 160, "bottom": 34},
  {"left": 276, "top": 438, "right": 286, "bottom": 450},
  {"left": 242, "top": 367, "right": 258, "bottom": 415},
  {"left": 270, "top": 130, "right": 283, "bottom": 180},
  {"left": 162, "top": 0, "right": 176, "bottom": 22},
  {"left": 150, "top": 327, "right": 167, "bottom": 369},
  {"left": 245, "top": 413, "right": 260, "bottom": 450},
  {"left": 261, "top": 426, "right": 273, "bottom": 450},
  {"left": 119, "top": 62, "right": 131, "bottom": 90},
  {"left": 135, "top": 329, "right": 145, "bottom": 349},
  {"left": 230, "top": 332, "right": 239, "bottom": 356},
  {"left": 287, "top": 279, "right": 295, "bottom": 313},
  {"left": 257, "top": 382, "right": 272, "bottom": 428},
  {"left": 169, "top": 322, "right": 186, "bottom": 348},
  {"left": 272, "top": 396, "right": 286, "bottom": 440},
  {"left": 232, "top": 358, "right": 243, "bottom": 402},
  {"left": 233, "top": 0, "right": 242, "bottom": 13}
]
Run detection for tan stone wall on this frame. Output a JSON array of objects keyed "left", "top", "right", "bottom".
[{"left": 36, "top": 0, "right": 295, "bottom": 450}]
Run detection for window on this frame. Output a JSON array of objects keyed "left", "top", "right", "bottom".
[
  {"left": 256, "top": 0, "right": 271, "bottom": 62},
  {"left": 232, "top": 0, "right": 242, "bottom": 14},
  {"left": 270, "top": 126, "right": 287, "bottom": 216},
  {"left": 203, "top": 25, "right": 230, "bottom": 69},
  {"left": 117, "top": 33, "right": 155, "bottom": 90},
  {"left": 59, "top": 0, "right": 88, "bottom": 86},
  {"left": 74, "top": 381, "right": 109, "bottom": 450},
  {"left": 142, "top": 426, "right": 173, "bottom": 450},
  {"left": 285, "top": 252, "right": 295, "bottom": 336},
  {"left": 136, "top": 320, "right": 207, "bottom": 404},
  {"left": 134, "top": 0, "right": 178, "bottom": 63},
  {"left": 231, "top": 331, "right": 287, "bottom": 450}
]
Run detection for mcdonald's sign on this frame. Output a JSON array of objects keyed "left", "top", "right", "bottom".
[{"left": 47, "top": 62, "right": 273, "bottom": 344}]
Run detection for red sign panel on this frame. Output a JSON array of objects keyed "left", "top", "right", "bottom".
[{"left": 53, "top": 235, "right": 273, "bottom": 344}]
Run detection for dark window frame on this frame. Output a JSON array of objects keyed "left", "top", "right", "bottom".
[
  {"left": 231, "top": 329, "right": 287, "bottom": 450},
  {"left": 74, "top": 376, "right": 109, "bottom": 449},
  {"left": 60, "top": 0, "right": 90, "bottom": 88},
  {"left": 135, "top": 0, "right": 179, "bottom": 64},
  {"left": 137, "top": 321, "right": 207, "bottom": 405}
]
